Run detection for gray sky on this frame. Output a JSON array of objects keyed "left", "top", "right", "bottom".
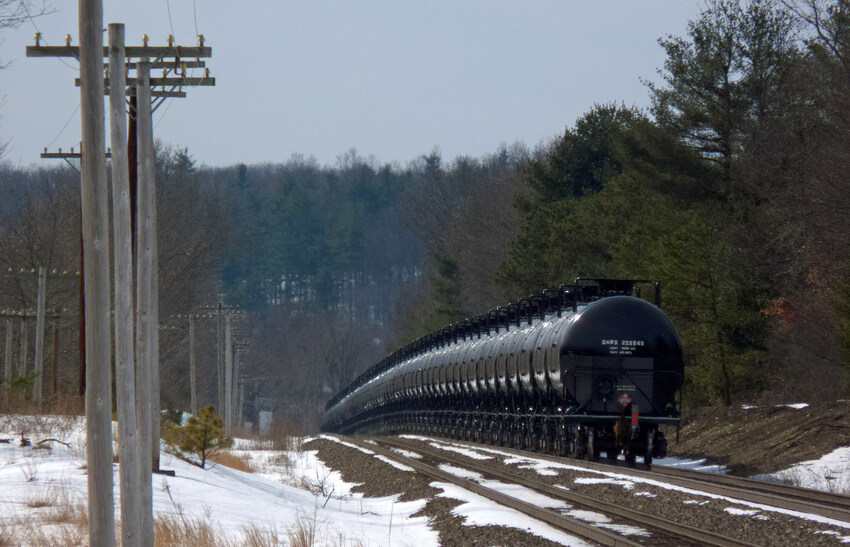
[{"left": 0, "top": 1, "right": 702, "bottom": 169}]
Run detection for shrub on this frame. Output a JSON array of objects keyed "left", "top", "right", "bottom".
[{"left": 163, "top": 405, "right": 232, "bottom": 469}]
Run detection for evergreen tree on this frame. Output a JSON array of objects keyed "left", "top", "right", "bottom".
[
  {"left": 498, "top": 105, "right": 644, "bottom": 294},
  {"left": 163, "top": 405, "right": 232, "bottom": 469}
]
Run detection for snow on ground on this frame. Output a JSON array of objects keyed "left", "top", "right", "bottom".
[
  {"left": 431, "top": 481, "right": 594, "bottom": 547},
  {"left": 0, "top": 416, "right": 437, "bottom": 546},
  {"left": 421, "top": 437, "right": 850, "bottom": 536},
  {"left": 436, "top": 464, "right": 650, "bottom": 538},
  {"left": 5, "top": 415, "right": 850, "bottom": 545},
  {"left": 754, "top": 446, "right": 850, "bottom": 495},
  {"left": 742, "top": 403, "right": 810, "bottom": 410}
]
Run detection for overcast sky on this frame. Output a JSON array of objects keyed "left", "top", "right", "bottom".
[{"left": 0, "top": 1, "right": 703, "bottom": 169}]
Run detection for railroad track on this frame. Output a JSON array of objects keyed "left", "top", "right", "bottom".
[
  {"left": 414, "top": 436, "right": 850, "bottom": 523},
  {"left": 335, "top": 434, "right": 755, "bottom": 546},
  {"left": 648, "top": 463, "right": 850, "bottom": 517}
]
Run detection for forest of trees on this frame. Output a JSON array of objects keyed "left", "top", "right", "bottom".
[{"left": 1, "top": 0, "right": 849, "bottom": 430}]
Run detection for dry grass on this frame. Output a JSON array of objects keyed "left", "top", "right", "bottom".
[
  {"left": 154, "top": 514, "right": 234, "bottom": 546},
  {"left": 242, "top": 523, "right": 282, "bottom": 546},
  {"left": 0, "top": 488, "right": 87, "bottom": 546},
  {"left": 21, "top": 458, "right": 39, "bottom": 482},
  {"left": 24, "top": 487, "right": 58, "bottom": 509},
  {"left": 235, "top": 421, "right": 304, "bottom": 453},
  {"left": 207, "top": 450, "right": 257, "bottom": 473},
  {"left": 286, "top": 514, "right": 317, "bottom": 547}
]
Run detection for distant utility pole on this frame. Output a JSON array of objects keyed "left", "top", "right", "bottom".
[
  {"left": 0, "top": 267, "right": 78, "bottom": 403},
  {"left": 234, "top": 336, "right": 249, "bottom": 430},
  {"left": 33, "top": 267, "right": 46, "bottom": 402},
  {"left": 4, "top": 318, "right": 11, "bottom": 383},
  {"left": 50, "top": 321, "right": 59, "bottom": 404},
  {"left": 224, "top": 314, "right": 233, "bottom": 436},
  {"left": 199, "top": 302, "right": 241, "bottom": 415},
  {"left": 189, "top": 314, "right": 197, "bottom": 416},
  {"left": 17, "top": 317, "right": 27, "bottom": 377}
]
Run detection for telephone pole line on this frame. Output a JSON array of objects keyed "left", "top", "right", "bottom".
[{"left": 27, "top": 16, "right": 215, "bottom": 547}]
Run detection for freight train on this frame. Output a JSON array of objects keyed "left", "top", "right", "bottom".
[{"left": 321, "top": 279, "right": 684, "bottom": 466}]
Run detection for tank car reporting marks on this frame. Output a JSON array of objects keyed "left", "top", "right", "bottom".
[{"left": 601, "top": 339, "right": 645, "bottom": 355}]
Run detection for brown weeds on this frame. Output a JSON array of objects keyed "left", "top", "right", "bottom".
[
  {"left": 207, "top": 450, "right": 256, "bottom": 472},
  {"left": 154, "top": 514, "right": 233, "bottom": 547}
]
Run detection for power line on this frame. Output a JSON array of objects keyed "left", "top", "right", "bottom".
[
  {"left": 45, "top": 102, "right": 80, "bottom": 149},
  {"left": 193, "top": 0, "right": 199, "bottom": 37},
  {"left": 165, "top": 0, "right": 176, "bottom": 41}
]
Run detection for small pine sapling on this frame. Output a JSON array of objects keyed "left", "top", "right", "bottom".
[{"left": 168, "top": 405, "right": 232, "bottom": 469}]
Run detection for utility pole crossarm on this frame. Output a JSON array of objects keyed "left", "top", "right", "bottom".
[
  {"left": 41, "top": 151, "right": 112, "bottom": 159},
  {"left": 26, "top": 45, "right": 212, "bottom": 58},
  {"left": 108, "top": 60, "right": 206, "bottom": 70},
  {"left": 75, "top": 77, "right": 216, "bottom": 87}
]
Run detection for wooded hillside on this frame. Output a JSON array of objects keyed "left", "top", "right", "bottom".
[{"left": 1, "top": 0, "right": 849, "bottom": 430}]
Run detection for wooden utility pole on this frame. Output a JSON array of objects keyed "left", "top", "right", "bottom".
[
  {"left": 80, "top": 0, "right": 116, "bottom": 543},
  {"left": 18, "top": 318, "right": 27, "bottom": 377},
  {"left": 109, "top": 23, "right": 142, "bottom": 547},
  {"left": 135, "top": 56, "right": 156, "bottom": 544},
  {"left": 4, "top": 319, "right": 11, "bottom": 382},
  {"left": 238, "top": 379, "right": 245, "bottom": 427},
  {"left": 33, "top": 267, "right": 46, "bottom": 402},
  {"left": 27, "top": 29, "right": 214, "bottom": 547},
  {"left": 225, "top": 314, "right": 233, "bottom": 436},
  {"left": 217, "top": 301, "right": 223, "bottom": 413},
  {"left": 50, "top": 321, "right": 58, "bottom": 403},
  {"left": 2, "top": 267, "right": 81, "bottom": 399},
  {"left": 189, "top": 314, "right": 197, "bottom": 416}
]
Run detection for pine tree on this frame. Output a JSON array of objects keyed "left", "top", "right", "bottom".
[{"left": 164, "top": 405, "right": 232, "bottom": 469}]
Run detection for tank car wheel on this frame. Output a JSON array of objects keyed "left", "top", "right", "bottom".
[{"left": 625, "top": 450, "right": 637, "bottom": 467}]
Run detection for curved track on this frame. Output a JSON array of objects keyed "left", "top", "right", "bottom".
[
  {"left": 410, "top": 435, "right": 850, "bottom": 523},
  {"left": 648, "top": 464, "right": 850, "bottom": 517},
  {"left": 336, "top": 435, "right": 756, "bottom": 546}
]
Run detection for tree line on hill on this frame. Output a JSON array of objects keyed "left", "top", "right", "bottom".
[
  {"left": 401, "top": 0, "right": 850, "bottom": 408},
  {"left": 1, "top": 0, "right": 848, "bottom": 430}
]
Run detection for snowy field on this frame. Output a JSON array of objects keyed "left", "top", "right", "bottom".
[
  {"left": 0, "top": 416, "right": 438, "bottom": 545},
  {"left": 0, "top": 414, "right": 849, "bottom": 545}
]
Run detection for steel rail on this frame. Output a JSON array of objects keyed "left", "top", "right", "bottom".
[
  {"left": 649, "top": 464, "right": 850, "bottom": 511},
  {"left": 334, "top": 435, "right": 642, "bottom": 547},
  {"left": 423, "top": 436, "right": 850, "bottom": 523},
  {"left": 380, "top": 437, "right": 757, "bottom": 547}
]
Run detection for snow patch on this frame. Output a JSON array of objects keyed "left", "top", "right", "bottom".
[
  {"left": 374, "top": 454, "right": 415, "bottom": 472},
  {"left": 319, "top": 434, "right": 376, "bottom": 455},
  {"left": 419, "top": 438, "right": 850, "bottom": 529},
  {"left": 725, "top": 507, "right": 761, "bottom": 516},
  {"left": 428, "top": 442, "right": 492, "bottom": 460},
  {"left": 431, "top": 481, "right": 593, "bottom": 546},
  {"left": 753, "top": 446, "right": 850, "bottom": 495},
  {"left": 438, "top": 464, "right": 484, "bottom": 481},
  {"left": 390, "top": 448, "right": 423, "bottom": 459}
]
